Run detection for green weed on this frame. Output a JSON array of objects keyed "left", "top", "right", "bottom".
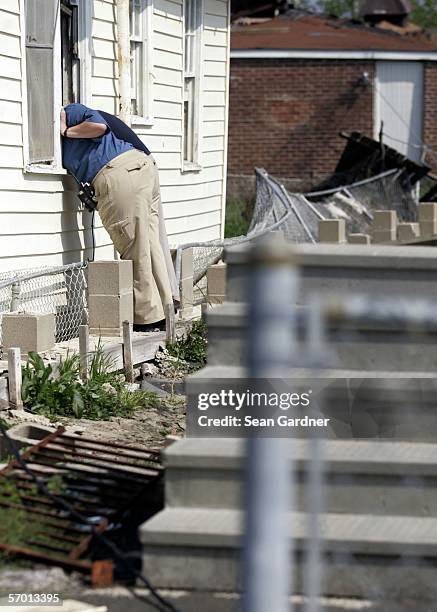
[
  {"left": 21, "top": 345, "right": 160, "bottom": 421},
  {"left": 166, "top": 320, "right": 207, "bottom": 365}
]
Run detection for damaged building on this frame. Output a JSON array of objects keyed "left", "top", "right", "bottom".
[{"left": 228, "top": 9, "right": 437, "bottom": 196}]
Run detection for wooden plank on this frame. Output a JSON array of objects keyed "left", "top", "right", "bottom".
[
  {"left": 0, "top": 122, "right": 22, "bottom": 146},
  {"left": 163, "top": 194, "right": 222, "bottom": 219},
  {"left": 79, "top": 325, "right": 90, "bottom": 381},
  {"left": 202, "top": 135, "right": 225, "bottom": 152},
  {"left": 0, "top": 9, "right": 20, "bottom": 36},
  {"left": 165, "top": 304, "right": 176, "bottom": 343},
  {"left": 154, "top": 48, "right": 183, "bottom": 71},
  {"left": 204, "top": 13, "right": 227, "bottom": 30},
  {"left": 169, "top": 223, "right": 221, "bottom": 243},
  {"left": 154, "top": 83, "right": 183, "bottom": 104},
  {"left": 160, "top": 179, "right": 222, "bottom": 203},
  {"left": 93, "top": 57, "right": 117, "bottom": 79},
  {"left": 154, "top": 13, "right": 183, "bottom": 37},
  {"left": 154, "top": 0, "right": 182, "bottom": 19},
  {"left": 91, "top": 76, "right": 117, "bottom": 97},
  {"left": 165, "top": 210, "right": 221, "bottom": 235},
  {"left": 153, "top": 100, "right": 183, "bottom": 121},
  {"left": 0, "top": 144, "right": 22, "bottom": 168},
  {"left": 154, "top": 31, "right": 183, "bottom": 54},
  {"left": 0, "top": 55, "right": 20, "bottom": 79},
  {"left": 0, "top": 225, "right": 110, "bottom": 257},
  {"left": 0, "top": 244, "right": 115, "bottom": 274},
  {"left": 0, "top": 31, "right": 21, "bottom": 58},
  {"left": 0, "top": 0, "right": 20, "bottom": 14},
  {"left": 159, "top": 165, "right": 223, "bottom": 187},
  {"left": 92, "top": 38, "right": 117, "bottom": 61},
  {"left": 0, "top": 76, "right": 21, "bottom": 101},
  {"left": 8, "top": 347, "right": 23, "bottom": 409},
  {"left": 122, "top": 320, "right": 134, "bottom": 383},
  {"left": 205, "top": 0, "right": 228, "bottom": 17}
]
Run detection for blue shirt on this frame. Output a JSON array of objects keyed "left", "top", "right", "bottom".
[{"left": 62, "top": 103, "right": 134, "bottom": 184}]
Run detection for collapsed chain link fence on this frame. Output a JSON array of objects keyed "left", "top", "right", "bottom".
[
  {"left": 175, "top": 167, "right": 419, "bottom": 295},
  {"left": 0, "top": 262, "right": 88, "bottom": 348}
]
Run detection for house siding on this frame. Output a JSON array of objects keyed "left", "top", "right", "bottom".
[{"left": 0, "top": 0, "right": 230, "bottom": 274}]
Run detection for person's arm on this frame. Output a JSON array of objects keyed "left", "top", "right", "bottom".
[{"left": 60, "top": 107, "right": 107, "bottom": 138}]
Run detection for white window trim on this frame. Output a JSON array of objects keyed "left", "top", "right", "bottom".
[
  {"left": 181, "top": 0, "right": 204, "bottom": 173},
  {"left": 22, "top": 0, "right": 92, "bottom": 175},
  {"left": 130, "top": 0, "right": 154, "bottom": 127}
]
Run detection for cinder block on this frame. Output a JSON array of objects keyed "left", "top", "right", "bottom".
[
  {"left": 88, "top": 293, "right": 133, "bottom": 335},
  {"left": 181, "top": 248, "right": 194, "bottom": 281},
  {"left": 398, "top": 222, "right": 420, "bottom": 242},
  {"left": 420, "top": 220, "right": 437, "bottom": 238},
  {"left": 347, "top": 233, "right": 371, "bottom": 245},
  {"left": 207, "top": 263, "right": 227, "bottom": 298},
  {"left": 372, "top": 229, "right": 397, "bottom": 244},
  {"left": 87, "top": 260, "right": 133, "bottom": 296},
  {"left": 373, "top": 210, "right": 397, "bottom": 231},
  {"left": 419, "top": 202, "right": 437, "bottom": 222},
  {"left": 2, "top": 313, "right": 55, "bottom": 354},
  {"left": 318, "top": 219, "right": 346, "bottom": 243}
]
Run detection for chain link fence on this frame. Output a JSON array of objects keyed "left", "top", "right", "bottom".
[{"left": 0, "top": 262, "right": 88, "bottom": 348}]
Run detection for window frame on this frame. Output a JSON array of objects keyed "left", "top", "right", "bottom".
[
  {"left": 21, "top": 0, "right": 92, "bottom": 175},
  {"left": 182, "top": 0, "right": 203, "bottom": 173},
  {"left": 129, "top": 0, "right": 154, "bottom": 127}
]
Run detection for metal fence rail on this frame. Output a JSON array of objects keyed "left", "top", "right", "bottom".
[{"left": 0, "top": 262, "right": 88, "bottom": 347}]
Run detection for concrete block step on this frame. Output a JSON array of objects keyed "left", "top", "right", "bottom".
[
  {"left": 141, "top": 508, "right": 437, "bottom": 598},
  {"left": 164, "top": 438, "right": 437, "bottom": 516},
  {"left": 185, "top": 365, "right": 437, "bottom": 441},
  {"left": 225, "top": 243, "right": 437, "bottom": 303},
  {"left": 205, "top": 301, "right": 437, "bottom": 372}
]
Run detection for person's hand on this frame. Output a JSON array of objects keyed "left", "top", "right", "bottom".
[{"left": 60, "top": 107, "right": 67, "bottom": 135}]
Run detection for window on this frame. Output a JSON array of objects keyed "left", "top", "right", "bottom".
[
  {"left": 129, "top": 0, "right": 153, "bottom": 124},
  {"left": 61, "top": 1, "right": 80, "bottom": 106},
  {"left": 24, "top": 0, "right": 91, "bottom": 171},
  {"left": 183, "top": 0, "right": 202, "bottom": 169}
]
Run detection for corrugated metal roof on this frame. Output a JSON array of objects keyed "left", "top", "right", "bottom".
[{"left": 231, "top": 15, "right": 437, "bottom": 52}]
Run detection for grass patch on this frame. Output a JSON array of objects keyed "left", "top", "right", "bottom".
[
  {"left": 0, "top": 475, "right": 61, "bottom": 549},
  {"left": 166, "top": 320, "right": 207, "bottom": 366},
  {"left": 21, "top": 346, "right": 160, "bottom": 421},
  {"left": 224, "top": 198, "right": 253, "bottom": 238}
]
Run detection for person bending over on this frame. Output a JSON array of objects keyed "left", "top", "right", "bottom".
[{"left": 60, "top": 103, "right": 173, "bottom": 331}]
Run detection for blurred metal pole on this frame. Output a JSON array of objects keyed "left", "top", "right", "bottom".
[
  {"left": 243, "top": 233, "right": 298, "bottom": 612},
  {"left": 304, "top": 301, "right": 325, "bottom": 612}
]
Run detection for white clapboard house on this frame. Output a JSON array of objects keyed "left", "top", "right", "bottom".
[{"left": 0, "top": 0, "right": 230, "bottom": 274}]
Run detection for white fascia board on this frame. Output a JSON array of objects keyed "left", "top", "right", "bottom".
[{"left": 230, "top": 49, "right": 437, "bottom": 61}]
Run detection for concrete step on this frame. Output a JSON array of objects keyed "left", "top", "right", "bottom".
[
  {"left": 206, "top": 301, "right": 437, "bottom": 372},
  {"left": 141, "top": 507, "right": 437, "bottom": 599},
  {"left": 185, "top": 365, "right": 437, "bottom": 441},
  {"left": 225, "top": 243, "right": 437, "bottom": 303},
  {"left": 164, "top": 438, "right": 437, "bottom": 517}
]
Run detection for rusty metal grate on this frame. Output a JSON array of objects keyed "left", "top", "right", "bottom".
[{"left": 0, "top": 426, "right": 162, "bottom": 582}]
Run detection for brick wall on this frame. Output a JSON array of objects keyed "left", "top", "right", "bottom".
[
  {"left": 423, "top": 62, "right": 437, "bottom": 173},
  {"left": 228, "top": 59, "right": 374, "bottom": 181}
]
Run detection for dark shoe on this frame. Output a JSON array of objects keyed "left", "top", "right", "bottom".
[{"left": 133, "top": 319, "right": 166, "bottom": 332}]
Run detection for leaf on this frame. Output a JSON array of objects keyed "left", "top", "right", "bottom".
[{"left": 72, "top": 389, "right": 84, "bottom": 418}]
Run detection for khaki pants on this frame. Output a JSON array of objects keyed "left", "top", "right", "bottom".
[{"left": 93, "top": 149, "right": 173, "bottom": 324}]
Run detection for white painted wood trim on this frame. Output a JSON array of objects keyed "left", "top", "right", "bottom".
[
  {"left": 181, "top": 0, "right": 204, "bottom": 172},
  {"left": 78, "top": 0, "right": 93, "bottom": 106},
  {"left": 230, "top": 49, "right": 437, "bottom": 61},
  {"left": 220, "top": 0, "right": 230, "bottom": 239},
  {"left": 131, "top": 0, "right": 155, "bottom": 126}
]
